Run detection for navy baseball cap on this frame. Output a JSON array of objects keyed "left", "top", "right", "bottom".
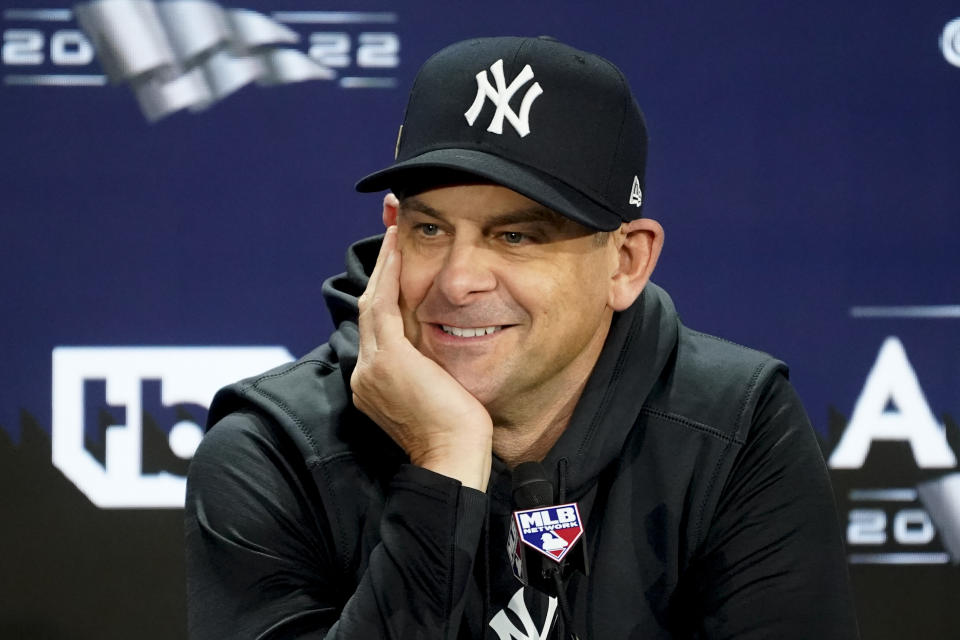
[{"left": 355, "top": 36, "right": 648, "bottom": 231}]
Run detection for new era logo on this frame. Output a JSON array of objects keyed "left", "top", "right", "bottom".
[
  {"left": 464, "top": 58, "right": 543, "bottom": 137},
  {"left": 629, "top": 176, "right": 643, "bottom": 207}
]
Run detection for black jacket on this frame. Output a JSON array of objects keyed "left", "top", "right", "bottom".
[{"left": 185, "top": 235, "right": 859, "bottom": 639}]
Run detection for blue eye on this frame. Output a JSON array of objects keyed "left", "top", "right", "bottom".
[{"left": 503, "top": 231, "right": 525, "bottom": 244}]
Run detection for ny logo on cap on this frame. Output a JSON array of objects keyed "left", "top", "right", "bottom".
[{"left": 464, "top": 59, "right": 543, "bottom": 137}]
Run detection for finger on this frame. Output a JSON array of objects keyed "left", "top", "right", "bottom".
[
  {"left": 357, "top": 227, "right": 397, "bottom": 358},
  {"left": 370, "top": 234, "right": 405, "bottom": 345},
  {"left": 364, "top": 224, "right": 398, "bottom": 299},
  {"left": 358, "top": 226, "right": 399, "bottom": 352}
]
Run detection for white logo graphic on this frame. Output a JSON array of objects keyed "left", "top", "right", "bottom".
[
  {"left": 629, "top": 175, "right": 643, "bottom": 207},
  {"left": 464, "top": 58, "right": 543, "bottom": 137},
  {"left": 3, "top": 8, "right": 401, "bottom": 98},
  {"left": 827, "top": 332, "right": 960, "bottom": 565},
  {"left": 828, "top": 336, "right": 956, "bottom": 469},
  {"left": 918, "top": 473, "right": 960, "bottom": 563},
  {"left": 508, "top": 513, "right": 524, "bottom": 577},
  {"left": 488, "top": 587, "right": 557, "bottom": 640},
  {"left": 941, "top": 17, "right": 960, "bottom": 68},
  {"left": 52, "top": 346, "right": 293, "bottom": 508},
  {"left": 540, "top": 531, "right": 568, "bottom": 551},
  {"left": 73, "top": 0, "right": 334, "bottom": 121}
]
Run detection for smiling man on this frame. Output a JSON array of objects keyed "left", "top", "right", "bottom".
[
  {"left": 352, "top": 183, "right": 661, "bottom": 487},
  {"left": 185, "top": 37, "right": 859, "bottom": 639}
]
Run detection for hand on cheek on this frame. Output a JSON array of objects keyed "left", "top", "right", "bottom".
[{"left": 350, "top": 225, "right": 493, "bottom": 491}]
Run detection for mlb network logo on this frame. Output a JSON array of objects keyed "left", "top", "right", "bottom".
[
  {"left": 52, "top": 346, "right": 292, "bottom": 508},
  {"left": 515, "top": 503, "right": 584, "bottom": 562}
]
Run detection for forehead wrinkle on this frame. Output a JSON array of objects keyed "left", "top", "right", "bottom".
[
  {"left": 485, "top": 206, "right": 568, "bottom": 229},
  {"left": 399, "top": 197, "right": 567, "bottom": 230}
]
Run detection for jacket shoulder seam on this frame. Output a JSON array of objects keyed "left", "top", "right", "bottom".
[
  {"left": 239, "top": 358, "right": 339, "bottom": 459},
  {"left": 686, "top": 329, "right": 759, "bottom": 353},
  {"left": 237, "top": 357, "right": 337, "bottom": 389},
  {"left": 309, "top": 451, "right": 354, "bottom": 574},
  {"left": 694, "top": 360, "right": 770, "bottom": 549},
  {"left": 733, "top": 360, "right": 769, "bottom": 436},
  {"left": 639, "top": 406, "right": 746, "bottom": 446},
  {"left": 696, "top": 438, "right": 735, "bottom": 549}
]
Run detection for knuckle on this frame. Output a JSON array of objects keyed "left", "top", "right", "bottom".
[
  {"left": 350, "top": 364, "right": 369, "bottom": 393},
  {"left": 350, "top": 361, "right": 370, "bottom": 391},
  {"left": 371, "top": 355, "right": 395, "bottom": 377}
]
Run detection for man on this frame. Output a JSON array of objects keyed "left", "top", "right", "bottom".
[{"left": 185, "top": 36, "right": 859, "bottom": 639}]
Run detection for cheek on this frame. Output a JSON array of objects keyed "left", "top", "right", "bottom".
[
  {"left": 502, "top": 268, "right": 568, "bottom": 322},
  {"left": 520, "top": 262, "right": 609, "bottom": 326},
  {"left": 397, "top": 265, "right": 429, "bottom": 344},
  {"left": 397, "top": 251, "right": 433, "bottom": 312}
]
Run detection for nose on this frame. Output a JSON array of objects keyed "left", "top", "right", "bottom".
[{"left": 434, "top": 240, "right": 497, "bottom": 305}]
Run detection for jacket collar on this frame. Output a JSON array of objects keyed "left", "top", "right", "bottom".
[{"left": 540, "top": 283, "right": 679, "bottom": 497}]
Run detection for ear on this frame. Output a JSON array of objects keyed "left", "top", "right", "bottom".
[
  {"left": 382, "top": 192, "right": 400, "bottom": 227},
  {"left": 608, "top": 218, "right": 664, "bottom": 311}
]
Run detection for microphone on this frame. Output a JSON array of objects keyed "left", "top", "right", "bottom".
[{"left": 509, "top": 462, "right": 589, "bottom": 597}]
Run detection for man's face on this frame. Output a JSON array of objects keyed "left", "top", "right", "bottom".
[{"left": 393, "top": 183, "right": 619, "bottom": 417}]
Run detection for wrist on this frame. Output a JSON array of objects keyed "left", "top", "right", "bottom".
[{"left": 413, "top": 438, "right": 492, "bottom": 492}]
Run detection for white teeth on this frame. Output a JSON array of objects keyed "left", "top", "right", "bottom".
[{"left": 441, "top": 325, "right": 500, "bottom": 337}]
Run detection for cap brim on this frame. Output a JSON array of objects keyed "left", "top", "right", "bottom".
[{"left": 355, "top": 148, "right": 623, "bottom": 231}]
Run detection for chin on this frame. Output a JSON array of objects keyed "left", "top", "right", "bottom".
[{"left": 448, "top": 369, "right": 501, "bottom": 406}]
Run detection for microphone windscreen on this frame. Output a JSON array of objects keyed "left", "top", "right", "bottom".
[{"left": 512, "top": 461, "right": 554, "bottom": 509}]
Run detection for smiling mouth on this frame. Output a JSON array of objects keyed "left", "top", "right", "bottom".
[{"left": 440, "top": 324, "right": 502, "bottom": 338}]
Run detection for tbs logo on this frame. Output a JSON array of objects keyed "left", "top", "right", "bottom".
[
  {"left": 52, "top": 346, "right": 292, "bottom": 508},
  {"left": 515, "top": 503, "right": 584, "bottom": 562}
]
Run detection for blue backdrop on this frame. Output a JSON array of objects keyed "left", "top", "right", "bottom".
[{"left": 2, "top": 1, "right": 958, "bottom": 637}]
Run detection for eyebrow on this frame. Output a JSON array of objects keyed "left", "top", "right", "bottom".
[{"left": 399, "top": 197, "right": 568, "bottom": 229}]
